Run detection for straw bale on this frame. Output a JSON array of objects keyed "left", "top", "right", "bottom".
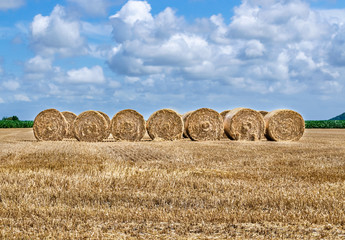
[
  {"left": 264, "top": 109, "right": 305, "bottom": 141},
  {"left": 111, "top": 109, "right": 146, "bottom": 141},
  {"left": 73, "top": 110, "right": 108, "bottom": 142},
  {"left": 259, "top": 111, "right": 269, "bottom": 117},
  {"left": 185, "top": 108, "right": 223, "bottom": 141},
  {"left": 33, "top": 109, "right": 67, "bottom": 141},
  {"left": 98, "top": 111, "right": 111, "bottom": 139},
  {"left": 182, "top": 111, "right": 193, "bottom": 138},
  {"left": 146, "top": 109, "right": 183, "bottom": 141},
  {"left": 224, "top": 108, "right": 265, "bottom": 141},
  {"left": 61, "top": 111, "right": 77, "bottom": 139},
  {"left": 220, "top": 110, "right": 231, "bottom": 138}
]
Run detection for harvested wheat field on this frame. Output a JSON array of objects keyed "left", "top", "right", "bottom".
[{"left": 0, "top": 128, "right": 345, "bottom": 239}]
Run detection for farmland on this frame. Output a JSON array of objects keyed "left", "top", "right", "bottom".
[{"left": 0, "top": 128, "right": 345, "bottom": 239}]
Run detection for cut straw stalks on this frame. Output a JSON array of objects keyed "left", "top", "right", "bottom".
[
  {"left": 111, "top": 109, "right": 146, "bottom": 141},
  {"left": 146, "top": 109, "right": 183, "bottom": 141},
  {"left": 220, "top": 110, "right": 231, "bottom": 138},
  {"left": 224, "top": 108, "right": 265, "bottom": 141},
  {"left": 61, "top": 111, "right": 77, "bottom": 139},
  {"left": 182, "top": 111, "right": 193, "bottom": 138},
  {"left": 98, "top": 111, "right": 111, "bottom": 139},
  {"left": 184, "top": 108, "right": 223, "bottom": 141},
  {"left": 264, "top": 109, "right": 305, "bottom": 141},
  {"left": 73, "top": 110, "right": 108, "bottom": 142},
  {"left": 33, "top": 109, "right": 68, "bottom": 141}
]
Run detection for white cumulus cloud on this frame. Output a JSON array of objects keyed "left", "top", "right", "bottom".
[
  {"left": 0, "top": 0, "right": 25, "bottom": 10},
  {"left": 106, "top": 0, "right": 345, "bottom": 97},
  {"left": 14, "top": 94, "right": 30, "bottom": 102},
  {"left": 30, "top": 5, "right": 87, "bottom": 57},
  {"left": 25, "top": 56, "right": 53, "bottom": 73},
  {"left": 67, "top": 65, "right": 105, "bottom": 84},
  {"left": 3, "top": 81, "right": 20, "bottom": 91}
]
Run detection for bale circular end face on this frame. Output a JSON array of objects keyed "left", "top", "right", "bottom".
[
  {"left": 146, "top": 109, "right": 183, "bottom": 141},
  {"left": 73, "top": 110, "right": 108, "bottom": 142},
  {"left": 264, "top": 109, "right": 305, "bottom": 141},
  {"left": 182, "top": 111, "right": 193, "bottom": 138},
  {"left": 259, "top": 111, "right": 269, "bottom": 117},
  {"left": 111, "top": 109, "right": 146, "bottom": 141},
  {"left": 61, "top": 111, "right": 77, "bottom": 139},
  {"left": 220, "top": 110, "right": 231, "bottom": 138},
  {"left": 33, "top": 109, "right": 67, "bottom": 141},
  {"left": 98, "top": 111, "right": 111, "bottom": 139},
  {"left": 224, "top": 108, "right": 265, "bottom": 141},
  {"left": 185, "top": 108, "right": 223, "bottom": 141}
]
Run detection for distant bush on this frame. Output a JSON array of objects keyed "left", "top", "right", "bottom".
[
  {"left": 0, "top": 120, "right": 33, "bottom": 128},
  {"left": 305, "top": 120, "right": 345, "bottom": 129},
  {"left": 2, "top": 116, "right": 19, "bottom": 121}
]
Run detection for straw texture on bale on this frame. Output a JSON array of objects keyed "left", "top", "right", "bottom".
[
  {"left": 98, "top": 111, "right": 111, "bottom": 139},
  {"left": 220, "top": 110, "right": 231, "bottom": 138},
  {"left": 182, "top": 111, "right": 193, "bottom": 138},
  {"left": 73, "top": 110, "right": 108, "bottom": 142},
  {"left": 224, "top": 108, "right": 265, "bottom": 141},
  {"left": 111, "top": 109, "right": 146, "bottom": 141},
  {"left": 264, "top": 109, "right": 305, "bottom": 141},
  {"left": 185, "top": 108, "right": 223, "bottom": 141},
  {"left": 146, "top": 109, "right": 183, "bottom": 141},
  {"left": 259, "top": 111, "right": 269, "bottom": 117},
  {"left": 61, "top": 111, "right": 77, "bottom": 139},
  {"left": 33, "top": 109, "right": 68, "bottom": 141}
]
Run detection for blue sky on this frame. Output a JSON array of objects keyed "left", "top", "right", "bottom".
[{"left": 1, "top": 0, "right": 345, "bottom": 120}]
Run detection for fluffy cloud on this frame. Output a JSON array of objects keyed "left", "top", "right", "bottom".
[
  {"left": 30, "top": 5, "right": 87, "bottom": 57},
  {"left": 0, "top": 0, "right": 25, "bottom": 10},
  {"left": 25, "top": 56, "right": 53, "bottom": 73},
  {"left": 66, "top": 65, "right": 105, "bottom": 84},
  {"left": 3, "top": 80, "right": 20, "bottom": 91},
  {"left": 107, "top": 0, "right": 345, "bottom": 97},
  {"left": 0, "top": 97, "right": 4, "bottom": 103},
  {"left": 14, "top": 94, "right": 30, "bottom": 102}
]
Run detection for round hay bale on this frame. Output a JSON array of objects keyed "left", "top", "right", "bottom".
[
  {"left": 146, "top": 109, "right": 183, "bottom": 141},
  {"left": 224, "top": 108, "right": 265, "bottom": 141},
  {"left": 73, "top": 110, "right": 108, "bottom": 142},
  {"left": 220, "top": 110, "right": 231, "bottom": 138},
  {"left": 264, "top": 109, "right": 305, "bottom": 141},
  {"left": 259, "top": 111, "right": 269, "bottom": 117},
  {"left": 185, "top": 108, "right": 223, "bottom": 141},
  {"left": 33, "top": 109, "right": 68, "bottom": 141},
  {"left": 61, "top": 111, "right": 77, "bottom": 139},
  {"left": 182, "top": 111, "right": 193, "bottom": 138},
  {"left": 111, "top": 109, "right": 146, "bottom": 141},
  {"left": 98, "top": 111, "right": 111, "bottom": 139}
]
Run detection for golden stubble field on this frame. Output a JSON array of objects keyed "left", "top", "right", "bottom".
[{"left": 0, "top": 128, "right": 345, "bottom": 239}]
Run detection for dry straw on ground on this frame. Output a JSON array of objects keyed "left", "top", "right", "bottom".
[
  {"left": 33, "top": 109, "right": 68, "bottom": 141},
  {"left": 182, "top": 111, "right": 193, "bottom": 138},
  {"left": 73, "top": 110, "right": 108, "bottom": 142},
  {"left": 111, "top": 109, "right": 146, "bottom": 141},
  {"left": 220, "top": 110, "right": 231, "bottom": 138},
  {"left": 264, "top": 109, "right": 305, "bottom": 141},
  {"left": 224, "top": 108, "right": 265, "bottom": 141},
  {"left": 259, "top": 111, "right": 269, "bottom": 117},
  {"left": 185, "top": 108, "right": 223, "bottom": 141},
  {"left": 146, "top": 109, "right": 183, "bottom": 141},
  {"left": 61, "top": 111, "right": 77, "bottom": 139},
  {"left": 98, "top": 111, "right": 111, "bottom": 139}
]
